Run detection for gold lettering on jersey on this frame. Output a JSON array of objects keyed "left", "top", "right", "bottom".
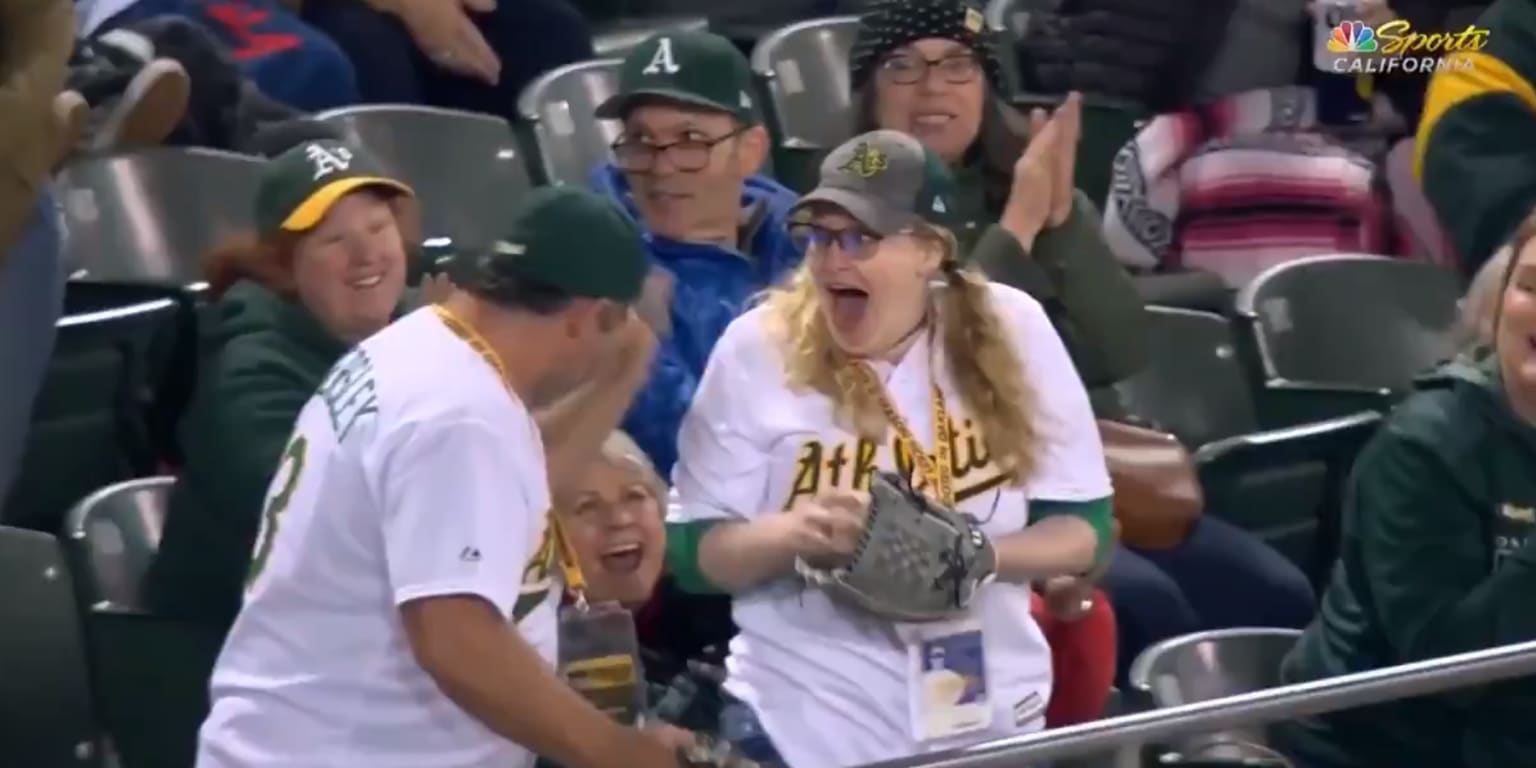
[
  {"left": 783, "top": 413, "right": 1006, "bottom": 509},
  {"left": 317, "top": 348, "right": 379, "bottom": 443},
  {"left": 512, "top": 521, "right": 556, "bottom": 621}
]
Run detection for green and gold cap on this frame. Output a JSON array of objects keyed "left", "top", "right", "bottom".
[
  {"left": 254, "top": 139, "right": 414, "bottom": 234},
  {"left": 450, "top": 187, "right": 650, "bottom": 303},
  {"left": 594, "top": 30, "right": 760, "bottom": 123}
]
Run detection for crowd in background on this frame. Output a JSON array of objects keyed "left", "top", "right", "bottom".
[{"left": 3, "top": 0, "right": 1536, "bottom": 766}]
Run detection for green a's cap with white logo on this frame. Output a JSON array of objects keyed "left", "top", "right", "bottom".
[
  {"left": 449, "top": 187, "right": 649, "bottom": 304},
  {"left": 594, "top": 30, "right": 760, "bottom": 123},
  {"left": 790, "top": 130, "right": 961, "bottom": 235},
  {"left": 254, "top": 139, "right": 414, "bottom": 235}
]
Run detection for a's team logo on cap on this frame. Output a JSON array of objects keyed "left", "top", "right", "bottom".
[
  {"left": 642, "top": 36, "right": 681, "bottom": 75},
  {"left": 305, "top": 143, "right": 353, "bottom": 180},
  {"left": 964, "top": 7, "right": 985, "bottom": 34},
  {"left": 839, "top": 142, "right": 890, "bottom": 179}
]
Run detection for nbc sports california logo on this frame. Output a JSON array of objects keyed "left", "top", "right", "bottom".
[{"left": 1315, "top": 14, "right": 1490, "bottom": 74}]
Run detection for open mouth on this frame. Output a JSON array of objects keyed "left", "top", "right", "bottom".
[
  {"left": 912, "top": 113, "right": 955, "bottom": 130},
  {"left": 827, "top": 285, "right": 870, "bottom": 334},
  {"left": 599, "top": 542, "right": 645, "bottom": 574},
  {"left": 348, "top": 274, "right": 385, "bottom": 290}
]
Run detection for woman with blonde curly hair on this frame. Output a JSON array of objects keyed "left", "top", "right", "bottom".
[{"left": 666, "top": 130, "right": 1112, "bottom": 767}]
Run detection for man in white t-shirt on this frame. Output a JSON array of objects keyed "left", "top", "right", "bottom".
[{"left": 198, "top": 187, "right": 689, "bottom": 768}]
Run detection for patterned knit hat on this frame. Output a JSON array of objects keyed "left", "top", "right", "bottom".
[{"left": 848, "top": 0, "right": 1006, "bottom": 91}]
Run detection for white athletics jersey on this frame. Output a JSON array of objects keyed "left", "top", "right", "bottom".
[
  {"left": 197, "top": 308, "right": 560, "bottom": 768},
  {"left": 670, "top": 282, "right": 1111, "bottom": 768}
]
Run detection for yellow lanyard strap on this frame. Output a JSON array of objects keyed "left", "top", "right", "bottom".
[{"left": 431, "top": 305, "right": 590, "bottom": 603}]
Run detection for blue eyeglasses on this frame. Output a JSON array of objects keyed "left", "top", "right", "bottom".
[{"left": 788, "top": 222, "right": 882, "bottom": 258}]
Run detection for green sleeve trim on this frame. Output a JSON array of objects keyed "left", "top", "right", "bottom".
[
  {"left": 1031, "top": 497, "right": 1114, "bottom": 564},
  {"left": 664, "top": 521, "right": 727, "bottom": 595}
]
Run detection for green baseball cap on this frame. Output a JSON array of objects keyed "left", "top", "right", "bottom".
[
  {"left": 450, "top": 187, "right": 649, "bottom": 303},
  {"left": 254, "top": 139, "right": 414, "bottom": 234},
  {"left": 791, "top": 130, "right": 961, "bottom": 235},
  {"left": 594, "top": 31, "right": 760, "bottom": 123}
]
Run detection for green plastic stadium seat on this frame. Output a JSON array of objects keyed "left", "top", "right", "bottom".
[
  {"left": 57, "top": 148, "right": 262, "bottom": 290},
  {"left": 516, "top": 58, "right": 624, "bottom": 186},
  {"left": 316, "top": 105, "right": 536, "bottom": 249},
  {"left": 3, "top": 291, "right": 183, "bottom": 533},
  {"left": 0, "top": 525, "right": 103, "bottom": 767}
]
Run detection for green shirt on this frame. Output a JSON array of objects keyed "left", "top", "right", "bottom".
[{"left": 1279, "top": 353, "right": 1536, "bottom": 768}]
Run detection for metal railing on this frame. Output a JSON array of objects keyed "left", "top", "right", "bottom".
[{"left": 865, "top": 638, "right": 1536, "bottom": 767}]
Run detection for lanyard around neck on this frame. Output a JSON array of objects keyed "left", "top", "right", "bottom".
[
  {"left": 848, "top": 327, "right": 955, "bottom": 507},
  {"left": 431, "top": 305, "right": 590, "bottom": 604}
]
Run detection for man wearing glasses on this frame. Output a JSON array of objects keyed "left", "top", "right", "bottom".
[
  {"left": 590, "top": 30, "right": 803, "bottom": 479},
  {"left": 587, "top": 29, "right": 803, "bottom": 724}
]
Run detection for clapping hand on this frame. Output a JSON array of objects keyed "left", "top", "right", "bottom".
[{"left": 1000, "top": 92, "right": 1083, "bottom": 250}]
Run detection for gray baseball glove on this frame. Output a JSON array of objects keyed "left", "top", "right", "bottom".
[{"left": 797, "top": 471, "right": 997, "bottom": 623}]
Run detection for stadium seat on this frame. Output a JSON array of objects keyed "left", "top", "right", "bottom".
[
  {"left": 1116, "top": 307, "right": 1259, "bottom": 450},
  {"left": 1117, "top": 308, "right": 1384, "bottom": 581},
  {"left": 316, "top": 105, "right": 536, "bottom": 248},
  {"left": 3, "top": 295, "right": 183, "bottom": 533},
  {"left": 0, "top": 525, "right": 103, "bottom": 767},
  {"left": 1234, "top": 254, "right": 1462, "bottom": 423},
  {"left": 751, "top": 16, "right": 861, "bottom": 153},
  {"left": 1127, "top": 628, "right": 1303, "bottom": 765},
  {"left": 516, "top": 58, "right": 623, "bottom": 186},
  {"left": 984, "top": 0, "right": 1054, "bottom": 40},
  {"left": 57, "top": 148, "right": 262, "bottom": 289},
  {"left": 1195, "top": 411, "right": 1383, "bottom": 588},
  {"left": 63, "top": 476, "right": 173, "bottom": 612},
  {"left": 592, "top": 15, "right": 710, "bottom": 58}
]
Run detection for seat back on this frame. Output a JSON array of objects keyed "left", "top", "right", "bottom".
[
  {"left": 1115, "top": 307, "right": 1260, "bottom": 449},
  {"left": 516, "top": 59, "right": 624, "bottom": 186},
  {"left": 751, "top": 16, "right": 861, "bottom": 151},
  {"left": 985, "top": 0, "right": 1059, "bottom": 42},
  {"left": 591, "top": 15, "right": 710, "bottom": 57},
  {"left": 1236, "top": 255, "right": 1462, "bottom": 394},
  {"left": 1129, "top": 628, "right": 1303, "bottom": 761},
  {"left": 0, "top": 526, "right": 102, "bottom": 767},
  {"left": 4, "top": 296, "right": 182, "bottom": 533},
  {"left": 57, "top": 148, "right": 263, "bottom": 288},
  {"left": 63, "top": 477, "right": 174, "bottom": 611},
  {"left": 317, "top": 105, "right": 535, "bottom": 247}
]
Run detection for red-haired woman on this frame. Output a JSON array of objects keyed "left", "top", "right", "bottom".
[{"left": 144, "top": 134, "right": 417, "bottom": 635}]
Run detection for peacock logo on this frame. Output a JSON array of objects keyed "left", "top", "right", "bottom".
[{"left": 1327, "top": 20, "right": 1379, "bottom": 53}]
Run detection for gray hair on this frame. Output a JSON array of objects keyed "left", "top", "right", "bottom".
[
  {"left": 1455, "top": 246, "right": 1513, "bottom": 351},
  {"left": 596, "top": 431, "right": 666, "bottom": 500}
]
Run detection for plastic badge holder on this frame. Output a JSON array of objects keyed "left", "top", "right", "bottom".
[{"left": 558, "top": 601, "right": 645, "bottom": 726}]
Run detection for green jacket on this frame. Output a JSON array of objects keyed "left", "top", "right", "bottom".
[
  {"left": 1417, "top": 0, "right": 1536, "bottom": 274},
  {"left": 1278, "top": 353, "right": 1536, "bottom": 768},
  {"left": 948, "top": 165, "right": 1149, "bottom": 390},
  {"left": 144, "top": 280, "right": 349, "bottom": 630}
]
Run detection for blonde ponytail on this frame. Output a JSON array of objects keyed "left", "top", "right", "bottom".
[{"left": 938, "top": 263, "right": 1037, "bottom": 484}]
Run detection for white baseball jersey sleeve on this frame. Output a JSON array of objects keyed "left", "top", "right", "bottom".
[
  {"left": 198, "top": 308, "right": 557, "bottom": 768},
  {"left": 668, "top": 281, "right": 1110, "bottom": 768}
]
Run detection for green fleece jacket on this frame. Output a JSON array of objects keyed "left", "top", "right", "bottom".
[
  {"left": 144, "top": 280, "right": 349, "bottom": 630},
  {"left": 948, "top": 165, "right": 1148, "bottom": 389},
  {"left": 1278, "top": 353, "right": 1536, "bottom": 768},
  {"left": 1416, "top": 0, "right": 1536, "bottom": 275}
]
